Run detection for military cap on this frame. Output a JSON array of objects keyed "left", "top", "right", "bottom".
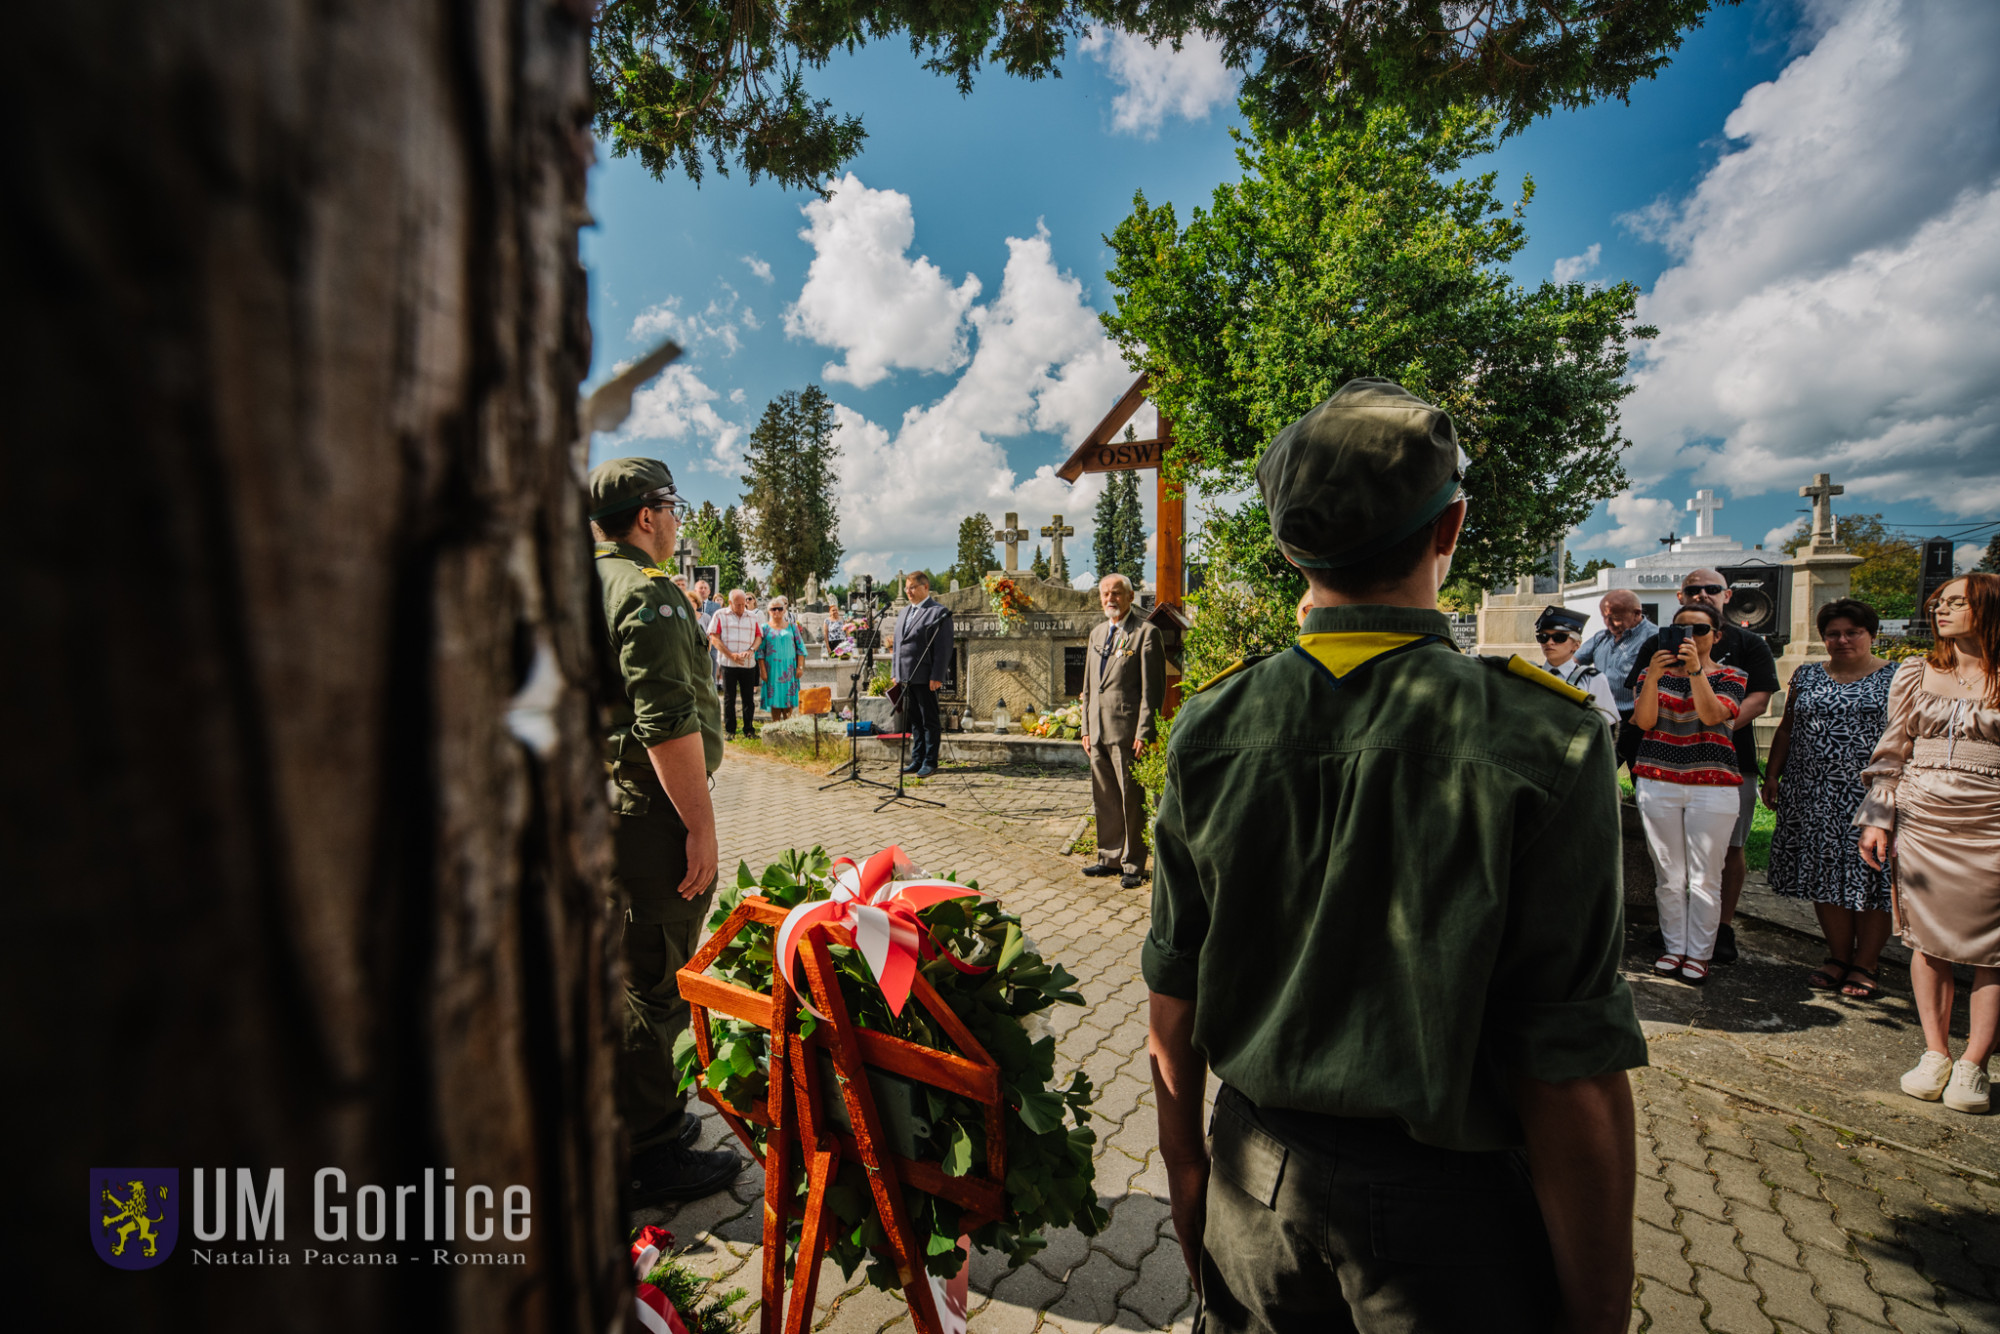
[
  {"left": 1536, "top": 605, "right": 1588, "bottom": 634},
  {"left": 1255, "top": 379, "right": 1464, "bottom": 569},
  {"left": 589, "top": 456, "right": 677, "bottom": 522}
]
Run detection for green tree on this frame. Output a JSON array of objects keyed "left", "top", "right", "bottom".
[
  {"left": 1030, "top": 544, "right": 1051, "bottom": 580},
  {"left": 953, "top": 513, "right": 997, "bottom": 589},
  {"left": 591, "top": 1, "right": 1735, "bottom": 191},
  {"left": 1564, "top": 552, "right": 1614, "bottom": 582},
  {"left": 1781, "top": 514, "right": 1921, "bottom": 620},
  {"left": 1978, "top": 532, "right": 2000, "bottom": 573},
  {"left": 739, "top": 384, "right": 843, "bottom": 599},
  {"left": 1092, "top": 475, "right": 1123, "bottom": 582},
  {"left": 686, "top": 501, "right": 750, "bottom": 594},
  {"left": 1103, "top": 104, "right": 1650, "bottom": 684},
  {"left": 1113, "top": 471, "right": 1148, "bottom": 586}
]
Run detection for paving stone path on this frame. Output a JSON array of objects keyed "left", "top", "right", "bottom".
[{"left": 641, "top": 749, "right": 2000, "bottom": 1333}]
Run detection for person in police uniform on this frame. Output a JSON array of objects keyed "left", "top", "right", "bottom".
[
  {"left": 590, "top": 457, "right": 744, "bottom": 1204},
  {"left": 1144, "top": 381, "right": 1647, "bottom": 1334},
  {"left": 1536, "top": 604, "right": 1620, "bottom": 731}
]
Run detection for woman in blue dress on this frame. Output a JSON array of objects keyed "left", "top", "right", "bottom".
[
  {"left": 1762, "top": 598, "right": 1899, "bottom": 998},
  {"left": 757, "top": 598, "right": 808, "bottom": 720}
]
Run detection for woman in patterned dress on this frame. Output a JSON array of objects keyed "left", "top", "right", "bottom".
[
  {"left": 1762, "top": 598, "right": 1897, "bottom": 998},
  {"left": 756, "top": 598, "right": 807, "bottom": 720},
  {"left": 1632, "top": 603, "right": 1749, "bottom": 986},
  {"left": 1859, "top": 574, "right": 2000, "bottom": 1115}
]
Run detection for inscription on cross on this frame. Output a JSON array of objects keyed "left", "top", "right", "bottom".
[
  {"left": 991, "top": 512, "right": 1029, "bottom": 571},
  {"left": 1687, "top": 488, "right": 1724, "bottom": 538},
  {"left": 1039, "top": 515, "right": 1074, "bottom": 579},
  {"left": 1801, "top": 473, "right": 1843, "bottom": 541}
]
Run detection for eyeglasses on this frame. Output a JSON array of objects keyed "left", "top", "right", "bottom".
[
  {"left": 1682, "top": 583, "right": 1726, "bottom": 597},
  {"left": 1534, "top": 632, "right": 1573, "bottom": 644},
  {"left": 649, "top": 495, "right": 691, "bottom": 520},
  {"left": 1934, "top": 596, "right": 1970, "bottom": 612}
]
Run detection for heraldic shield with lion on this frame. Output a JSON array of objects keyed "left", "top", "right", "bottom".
[{"left": 92, "top": 1168, "right": 178, "bottom": 1269}]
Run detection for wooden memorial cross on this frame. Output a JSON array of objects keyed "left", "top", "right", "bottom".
[
  {"left": 678, "top": 899, "right": 1008, "bottom": 1334},
  {"left": 1054, "top": 370, "right": 1186, "bottom": 713},
  {"left": 991, "top": 512, "right": 1029, "bottom": 571}
]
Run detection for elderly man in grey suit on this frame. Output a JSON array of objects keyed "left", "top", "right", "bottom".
[{"left": 1081, "top": 573, "right": 1166, "bottom": 888}]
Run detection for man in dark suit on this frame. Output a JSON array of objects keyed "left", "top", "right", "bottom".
[
  {"left": 888, "top": 571, "right": 953, "bottom": 777},
  {"left": 1081, "top": 573, "right": 1166, "bottom": 888}
]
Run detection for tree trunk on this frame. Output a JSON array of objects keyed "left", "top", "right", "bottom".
[{"left": 2, "top": 2, "right": 622, "bottom": 1328}]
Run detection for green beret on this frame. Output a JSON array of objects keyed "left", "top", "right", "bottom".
[
  {"left": 1255, "top": 379, "right": 1463, "bottom": 569},
  {"left": 588, "top": 456, "right": 676, "bottom": 522}
]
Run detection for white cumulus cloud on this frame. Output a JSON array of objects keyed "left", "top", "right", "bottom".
[
  {"left": 1620, "top": 0, "right": 2000, "bottom": 516},
  {"left": 1552, "top": 243, "right": 1602, "bottom": 285},
  {"left": 614, "top": 364, "right": 744, "bottom": 475},
  {"left": 1955, "top": 542, "right": 1984, "bottom": 573},
  {"left": 819, "top": 223, "right": 1158, "bottom": 572},
  {"left": 1081, "top": 27, "right": 1236, "bottom": 137},
  {"left": 784, "top": 174, "right": 982, "bottom": 388},
  {"left": 629, "top": 286, "right": 757, "bottom": 357},
  {"left": 742, "top": 254, "right": 773, "bottom": 283},
  {"left": 1574, "top": 490, "right": 1680, "bottom": 554}
]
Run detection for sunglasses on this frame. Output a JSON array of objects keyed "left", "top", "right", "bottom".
[
  {"left": 1674, "top": 623, "right": 1717, "bottom": 636},
  {"left": 1682, "top": 583, "right": 1726, "bottom": 597},
  {"left": 1534, "top": 631, "right": 1573, "bottom": 644}
]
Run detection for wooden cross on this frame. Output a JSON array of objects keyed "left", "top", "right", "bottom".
[
  {"left": 1039, "top": 515, "right": 1074, "bottom": 578},
  {"left": 991, "top": 512, "right": 1029, "bottom": 571},
  {"left": 1687, "top": 488, "right": 1724, "bottom": 538},
  {"left": 1800, "top": 473, "right": 1843, "bottom": 540}
]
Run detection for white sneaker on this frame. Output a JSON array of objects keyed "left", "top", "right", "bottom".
[
  {"left": 1943, "top": 1060, "right": 1991, "bottom": 1114},
  {"left": 1901, "top": 1051, "right": 1953, "bottom": 1101}
]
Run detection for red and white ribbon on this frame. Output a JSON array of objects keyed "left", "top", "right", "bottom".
[
  {"left": 770, "top": 846, "right": 986, "bottom": 1019},
  {"left": 632, "top": 1225, "right": 691, "bottom": 1334}
]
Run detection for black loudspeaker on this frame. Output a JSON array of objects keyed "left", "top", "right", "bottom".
[
  {"left": 1918, "top": 539, "right": 1957, "bottom": 623},
  {"left": 1718, "top": 564, "right": 1789, "bottom": 646}
]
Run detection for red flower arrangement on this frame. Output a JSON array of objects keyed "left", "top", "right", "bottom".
[{"left": 982, "top": 573, "right": 1033, "bottom": 632}]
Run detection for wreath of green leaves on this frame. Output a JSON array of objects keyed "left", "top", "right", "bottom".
[{"left": 673, "top": 848, "right": 1109, "bottom": 1290}]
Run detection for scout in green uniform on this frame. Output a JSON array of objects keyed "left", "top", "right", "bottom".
[
  {"left": 589, "top": 457, "right": 743, "bottom": 1204},
  {"left": 1144, "top": 381, "right": 1647, "bottom": 1334}
]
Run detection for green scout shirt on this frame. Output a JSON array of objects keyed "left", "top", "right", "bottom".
[
  {"left": 1143, "top": 604, "right": 1646, "bottom": 1153},
  {"left": 596, "top": 542, "right": 724, "bottom": 921}
]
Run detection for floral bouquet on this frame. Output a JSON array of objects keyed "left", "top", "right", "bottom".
[
  {"left": 982, "top": 574, "right": 1032, "bottom": 633},
  {"left": 1027, "top": 700, "right": 1083, "bottom": 740},
  {"left": 675, "top": 848, "right": 1108, "bottom": 1290}
]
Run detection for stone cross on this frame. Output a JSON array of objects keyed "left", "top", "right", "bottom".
[
  {"left": 1801, "top": 473, "right": 1843, "bottom": 540},
  {"left": 1039, "top": 514, "right": 1074, "bottom": 579},
  {"left": 1687, "top": 488, "right": 1724, "bottom": 538},
  {"left": 992, "top": 511, "right": 1029, "bottom": 571}
]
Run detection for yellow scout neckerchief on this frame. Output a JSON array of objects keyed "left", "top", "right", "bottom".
[{"left": 1293, "top": 631, "right": 1441, "bottom": 682}]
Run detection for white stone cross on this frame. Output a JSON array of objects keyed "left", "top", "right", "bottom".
[
  {"left": 992, "top": 511, "right": 1030, "bottom": 571},
  {"left": 1687, "top": 489, "right": 1724, "bottom": 538},
  {"left": 1800, "top": 473, "right": 1843, "bottom": 540},
  {"left": 1039, "top": 514, "right": 1074, "bottom": 578}
]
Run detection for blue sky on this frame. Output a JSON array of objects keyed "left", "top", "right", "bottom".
[{"left": 584, "top": 0, "right": 2000, "bottom": 585}]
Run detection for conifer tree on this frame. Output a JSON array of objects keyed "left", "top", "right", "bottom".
[
  {"left": 1030, "top": 544, "right": 1050, "bottom": 580},
  {"left": 1979, "top": 533, "right": 2000, "bottom": 573},
  {"left": 953, "top": 513, "right": 997, "bottom": 589},
  {"left": 740, "top": 385, "right": 843, "bottom": 599}
]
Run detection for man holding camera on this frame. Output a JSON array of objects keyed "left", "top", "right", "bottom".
[{"left": 1622, "top": 569, "right": 1779, "bottom": 964}]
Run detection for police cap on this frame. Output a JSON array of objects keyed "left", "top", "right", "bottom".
[
  {"left": 1255, "top": 379, "right": 1463, "bottom": 569},
  {"left": 1536, "top": 605, "right": 1588, "bottom": 634},
  {"left": 589, "top": 456, "right": 677, "bottom": 522}
]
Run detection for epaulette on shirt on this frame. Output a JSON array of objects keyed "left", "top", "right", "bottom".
[
  {"left": 642, "top": 567, "right": 672, "bottom": 579},
  {"left": 1195, "top": 654, "right": 1271, "bottom": 693},
  {"left": 1482, "top": 653, "right": 1593, "bottom": 706}
]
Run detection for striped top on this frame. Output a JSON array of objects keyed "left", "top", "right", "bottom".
[{"left": 1634, "top": 664, "right": 1747, "bottom": 786}]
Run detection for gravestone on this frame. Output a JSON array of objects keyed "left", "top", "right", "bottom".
[{"left": 925, "top": 573, "right": 1100, "bottom": 723}]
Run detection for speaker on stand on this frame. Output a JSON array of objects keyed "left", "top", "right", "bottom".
[{"left": 1717, "top": 564, "right": 1789, "bottom": 656}]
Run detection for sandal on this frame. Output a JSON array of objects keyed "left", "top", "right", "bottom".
[
  {"left": 1840, "top": 965, "right": 1882, "bottom": 1000},
  {"left": 1807, "top": 958, "right": 1850, "bottom": 990},
  {"left": 1654, "top": 953, "right": 1684, "bottom": 978},
  {"left": 1679, "top": 958, "right": 1710, "bottom": 987}
]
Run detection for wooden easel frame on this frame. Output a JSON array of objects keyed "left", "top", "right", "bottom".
[{"left": 678, "top": 899, "right": 1008, "bottom": 1334}]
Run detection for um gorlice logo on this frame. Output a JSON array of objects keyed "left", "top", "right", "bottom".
[{"left": 93, "top": 1168, "right": 178, "bottom": 1269}]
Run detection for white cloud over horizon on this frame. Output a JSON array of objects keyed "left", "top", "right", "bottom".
[
  {"left": 1552, "top": 243, "right": 1602, "bottom": 285},
  {"left": 1573, "top": 490, "right": 1680, "bottom": 554},
  {"left": 1081, "top": 27, "right": 1236, "bottom": 137},
  {"left": 1620, "top": 0, "right": 2000, "bottom": 516},
  {"left": 614, "top": 363, "right": 744, "bottom": 475},
  {"left": 783, "top": 174, "right": 982, "bottom": 388}
]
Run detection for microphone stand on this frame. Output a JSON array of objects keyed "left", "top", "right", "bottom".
[{"left": 820, "top": 578, "right": 895, "bottom": 795}]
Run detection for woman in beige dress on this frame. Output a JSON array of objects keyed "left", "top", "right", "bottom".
[{"left": 1858, "top": 574, "right": 2000, "bottom": 1114}]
